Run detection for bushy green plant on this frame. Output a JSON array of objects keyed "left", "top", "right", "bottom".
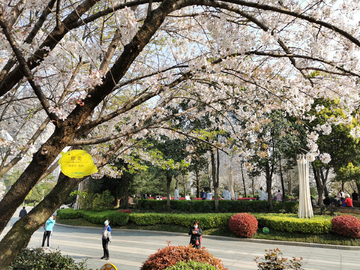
[
  {"left": 229, "top": 213, "right": 258, "bottom": 238},
  {"left": 141, "top": 245, "right": 227, "bottom": 270},
  {"left": 8, "top": 248, "right": 89, "bottom": 270},
  {"left": 109, "top": 212, "right": 130, "bottom": 226},
  {"left": 82, "top": 210, "right": 117, "bottom": 224},
  {"left": 57, "top": 208, "right": 84, "bottom": 219},
  {"left": 331, "top": 215, "right": 360, "bottom": 238},
  {"left": 92, "top": 190, "right": 114, "bottom": 211},
  {"left": 164, "top": 260, "right": 220, "bottom": 270},
  {"left": 255, "top": 248, "right": 303, "bottom": 269},
  {"left": 137, "top": 199, "right": 298, "bottom": 214},
  {"left": 254, "top": 213, "right": 332, "bottom": 234}
]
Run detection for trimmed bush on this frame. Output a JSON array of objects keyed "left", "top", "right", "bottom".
[
  {"left": 331, "top": 215, "right": 360, "bottom": 238},
  {"left": 82, "top": 210, "right": 117, "bottom": 224},
  {"left": 255, "top": 213, "right": 332, "bottom": 234},
  {"left": 137, "top": 199, "right": 298, "bottom": 214},
  {"left": 141, "top": 245, "right": 227, "bottom": 270},
  {"left": 109, "top": 212, "right": 130, "bottom": 226},
  {"left": 8, "top": 248, "right": 89, "bottom": 270},
  {"left": 229, "top": 213, "right": 258, "bottom": 238},
  {"left": 164, "top": 260, "right": 219, "bottom": 270},
  {"left": 57, "top": 208, "right": 84, "bottom": 219}
]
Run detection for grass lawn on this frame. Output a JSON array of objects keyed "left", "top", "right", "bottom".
[{"left": 56, "top": 212, "right": 360, "bottom": 246}]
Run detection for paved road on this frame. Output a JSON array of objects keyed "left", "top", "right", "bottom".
[{"left": 2, "top": 207, "right": 360, "bottom": 270}]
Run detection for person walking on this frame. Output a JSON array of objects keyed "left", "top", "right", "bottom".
[
  {"left": 276, "top": 190, "right": 282, "bottom": 201},
  {"left": 41, "top": 215, "right": 56, "bottom": 249},
  {"left": 19, "top": 206, "right": 27, "bottom": 218},
  {"left": 101, "top": 220, "right": 112, "bottom": 260},
  {"left": 188, "top": 221, "right": 202, "bottom": 249}
]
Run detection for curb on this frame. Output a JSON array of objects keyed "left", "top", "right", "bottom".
[{"left": 55, "top": 223, "right": 360, "bottom": 251}]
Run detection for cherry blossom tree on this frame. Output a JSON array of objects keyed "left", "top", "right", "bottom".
[{"left": 1, "top": 0, "right": 360, "bottom": 267}]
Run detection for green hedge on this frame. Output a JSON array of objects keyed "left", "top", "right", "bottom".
[
  {"left": 254, "top": 213, "right": 332, "bottom": 234},
  {"left": 57, "top": 209, "right": 131, "bottom": 226},
  {"left": 137, "top": 199, "right": 298, "bottom": 213},
  {"left": 57, "top": 208, "right": 84, "bottom": 219},
  {"left": 57, "top": 209, "right": 332, "bottom": 234},
  {"left": 129, "top": 213, "right": 233, "bottom": 229}
]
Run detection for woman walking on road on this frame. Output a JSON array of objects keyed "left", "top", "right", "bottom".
[
  {"left": 41, "top": 215, "right": 56, "bottom": 249},
  {"left": 189, "top": 221, "right": 202, "bottom": 249}
]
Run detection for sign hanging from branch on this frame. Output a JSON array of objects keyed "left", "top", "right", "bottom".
[{"left": 58, "top": 150, "right": 98, "bottom": 178}]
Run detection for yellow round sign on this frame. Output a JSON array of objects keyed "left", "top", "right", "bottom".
[
  {"left": 58, "top": 150, "right": 98, "bottom": 178},
  {"left": 100, "top": 263, "right": 117, "bottom": 270}
]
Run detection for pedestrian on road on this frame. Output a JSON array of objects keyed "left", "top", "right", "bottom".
[
  {"left": 41, "top": 215, "right": 56, "bottom": 249},
  {"left": 101, "top": 219, "right": 112, "bottom": 260},
  {"left": 188, "top": 221, "right": 202, "bottom": 249},
  {"left": 19, "top": 206, "right": 27, "bottom": 218}
]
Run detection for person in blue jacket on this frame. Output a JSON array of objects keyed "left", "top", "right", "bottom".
[
  {"left": 41, "top": 215, "right": 56, "bottom": 249},
  {"left": 101, "top": 219, "right": 112, "bottom": 260}
]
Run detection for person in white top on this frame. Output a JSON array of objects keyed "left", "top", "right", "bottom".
[
  {"left": 174, "top": 187, "right": 180, "bottom": 200},
  {"left": 259, "top": 187, "right": 265, "bottom": 201},
  {"left": 185, "top": 194, "right": 191, "bottom": 200},
  {"left": 206, "top": 191, "right": 214, "bottom": 200},
  {"left": 264, "top": 191, "right": 268, "bottom": 201},
  {"left": 223, "top": 187, "right": 231, "bottom": 200}
]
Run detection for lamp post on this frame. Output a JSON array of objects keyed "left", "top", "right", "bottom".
[{"left": 297, "top": 155, "right": 313, "bottom": 219}]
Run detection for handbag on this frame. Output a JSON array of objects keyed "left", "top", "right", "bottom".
[{"left": 196, "top": 239, "right": 200, "bottom": 245}]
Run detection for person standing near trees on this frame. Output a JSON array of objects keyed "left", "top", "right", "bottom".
[
  {"left": 188, "top": 221, "right": 202, "bottom": 249},
  {"left": 223, "top": 187, "right": 231, "bottom": 200},
  {"left": 276, "top": 190, "right": 282, "bottom": 201},
  {"left": 101, "top": 220, "right": 112, "bottom": 260},
  {"left": 201, "top": 189, "right": 206, "bottom": 200},
  {"left": 174, "top": 187, "right": 180, "bottom": 200},
  {"left": 19, "top": 207, "right": 27, "bottom": 218},
  {"left": 41, "top": 215, "right": 56, "bottom": 249}
]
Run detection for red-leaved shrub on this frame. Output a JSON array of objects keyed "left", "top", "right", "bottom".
[
  {"left": 141, "top": 245, "right": 227, "bottom": 270},
  {"left": 116, "top": 209, "right": 132, "bottom": 213},
  {"left": 229, "top": 213, "right": 258, "bottom": 238},
  {"left": 331, "top": 215, "right": 360, "bottom": 238}
]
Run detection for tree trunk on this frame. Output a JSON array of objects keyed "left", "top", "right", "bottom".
[
  {"left": 312, "top": 164, "right": 325, "bottom": 208},
  {"left": 124, "top": 174, "right": 129, "bottom": 209},
  {"left": 0, "top": 173, "right": 82, "bottom": 269},
  {"left": 240, "top": 161, "right": 247, "bottom": 198},
  {"left": 229, "top": 163, "right": 234, "bottom": 199},
  {"left": 214, "top": 149, "right": 220, "bottom": 212},
  {"left": 279, "top": 158, "right": 285, "bottom": 201},
  {"left": 251, "top": 176, "right": 255, "bottom": 197},
  {"left": 166, "top": 174, "right": 172, "bottom": 210},
  {"left": 210, "top": 149, "right": 217, "bottom": 211},
  {"left": 195, "top": 170, "right": 200, "bottom": 198},
  {"left": 265, "top": 161, "right": 273, "bottom": 210}
]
